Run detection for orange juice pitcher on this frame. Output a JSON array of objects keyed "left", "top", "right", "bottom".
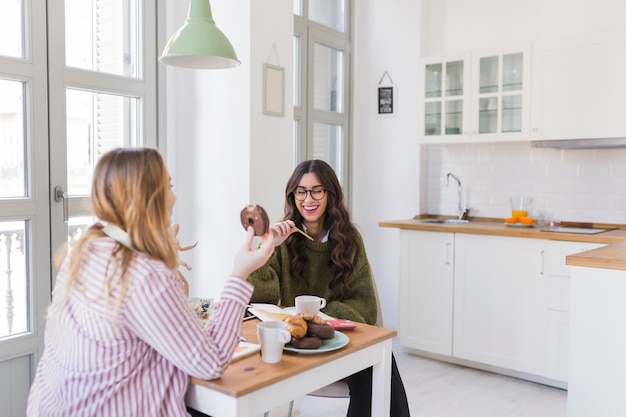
[{"left": 510, "top": 196, "right": 533, "bottom": 218}]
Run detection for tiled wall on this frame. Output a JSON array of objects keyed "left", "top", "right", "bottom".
[{"left": 420, "top": 142, "right": 626, "bottom": 225}]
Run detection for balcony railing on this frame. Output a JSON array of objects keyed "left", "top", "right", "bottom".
[{"left": 0, "top": 227, "right": 24, "bottom": 337}]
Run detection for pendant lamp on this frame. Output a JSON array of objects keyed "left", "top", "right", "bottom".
[{"left": 160, "top": 0, "right": 240, "bottom": 69}]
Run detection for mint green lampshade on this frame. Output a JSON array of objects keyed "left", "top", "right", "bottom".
[{"left": 160, "top": 0, "right": 240, "bottom": 69}]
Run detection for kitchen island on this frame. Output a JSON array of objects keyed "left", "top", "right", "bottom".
[
  {"left": 380, "top": 217, "right": 626, "bottom": 389},
  {"left": 566, "top": 241, "right": 626, "bottom": 417}
]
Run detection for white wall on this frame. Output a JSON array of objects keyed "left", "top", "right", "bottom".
[
  {"left": 422, "top": 143, "right": 626, "bottom": 224},
  {"left": 352, "top": 0, "right": 421, "bottom": 329},
  {"left": 249, "top": 1, "right": 294, "bottom": 222},
  {"left": 420, "top": 0, "right": 626, "bottom": 56},
  {"left": 164, "top": 0, "right": 293, "bottom": 298}
]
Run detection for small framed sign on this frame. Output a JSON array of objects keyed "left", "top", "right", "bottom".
[
  {"left": 377, "top": 71, "right": 396, "bottom": 117},
  {"left": 377, "top": 85, "right": 395, "bottom": 116},
  {"left": 263, "top": 63, "right": 285, "bottom": 117}
]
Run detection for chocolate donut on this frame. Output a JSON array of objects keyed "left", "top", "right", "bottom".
[
  {"left": 306, "top": 321, "right": 335, "bottom": 340},
  {"left": 240, "top": 204, "right": 270, "bottom": 236},
  {"left": 289, "top": 335, "right": 322, "bottom": 349}
]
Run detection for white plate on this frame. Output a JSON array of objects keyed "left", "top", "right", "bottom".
[
  {"left": 284, "top": 331, "right": 349, "bottom": 354},
  {"left": 188, "top": 297, "right": 213, "bottom": 323}
]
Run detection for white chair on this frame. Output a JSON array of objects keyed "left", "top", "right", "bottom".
[{"left": 283, "top": 277, "right": 384, "bottom": 417}]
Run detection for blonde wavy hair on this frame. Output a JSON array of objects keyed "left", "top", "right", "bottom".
[{"left": 52, "top": 147, "right": 178, "bottom": 319}]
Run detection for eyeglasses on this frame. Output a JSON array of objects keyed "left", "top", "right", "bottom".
[{"left": 293, "top": 187, "right": 327, "bottom": 201}]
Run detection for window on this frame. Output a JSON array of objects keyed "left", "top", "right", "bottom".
[
  {"left": 0, "top": 1, "right": 159, "bottom": 412},
  {"left": 294, "top": 0, "right": 352, "bottom": 192},
  {"left": 48, "top": 0, "right": 158, "bottom": 254}
]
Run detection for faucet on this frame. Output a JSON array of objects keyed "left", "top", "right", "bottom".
[{"left": 446, "top": 173, "right": 469, "bottom": 220}]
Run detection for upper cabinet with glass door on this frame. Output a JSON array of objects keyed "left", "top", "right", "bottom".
[
  {"left": 418, "top": 46, "right": 530, "bottom": 144},
  {"left": 470, "top": 46, "right": 530, "bottom": 142},
  {"left": 418, "top": 53, "right": 471, "bottom": 144}
]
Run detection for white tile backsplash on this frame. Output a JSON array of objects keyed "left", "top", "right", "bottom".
[{"left": 422, "top": 142, "right": 626, "bottom": 224}]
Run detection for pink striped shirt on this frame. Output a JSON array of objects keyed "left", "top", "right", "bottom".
[{"left": 27, "top": 237, "right": 253, "bottom": 416}]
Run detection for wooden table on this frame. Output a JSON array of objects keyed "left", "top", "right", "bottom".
[{"left": 185, "top": 319, "right": 397, "bottom": 417}]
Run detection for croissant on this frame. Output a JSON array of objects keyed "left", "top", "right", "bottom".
[{"left": 283, "top": 316, "right": 307, "bottom": 339}]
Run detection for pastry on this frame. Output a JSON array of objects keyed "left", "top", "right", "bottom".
[
  {"left": 283, "top": 315, "right": 307, "bottom": 339},
  {"left": 306, "top": 321, "right": 335, "bottom": 339},
  {"left": 293, "top": 312, "right": 327, "bottom": 325},
  {"left": 289, "top": 335, "right": 322, "bottom": 349},
  {"left": 240, "top": 204, "right": 270, "bottom": 236}
]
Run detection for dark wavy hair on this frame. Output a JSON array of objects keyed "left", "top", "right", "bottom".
[{"left": 283, "top": 160, "right": 356, "bottom": 299}]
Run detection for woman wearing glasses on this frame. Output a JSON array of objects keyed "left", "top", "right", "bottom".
[{"left": 248, "top": 159, "right": 410, "bottom": 417}]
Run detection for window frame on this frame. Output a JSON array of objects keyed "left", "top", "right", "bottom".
[{"left": 294, "top": 0, "right": 353, "bottom": 201}]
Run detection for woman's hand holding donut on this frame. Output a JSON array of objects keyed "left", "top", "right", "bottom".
[{"left": 231, "top": 227, "right": 276, "bottom": 279}]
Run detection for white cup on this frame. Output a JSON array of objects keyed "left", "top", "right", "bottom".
[
  {"left": 256, "top": 321, "right": 292, "bottom": 364},
  {"left": 295, "top": 295, "right": 327, "bottom": 315}
]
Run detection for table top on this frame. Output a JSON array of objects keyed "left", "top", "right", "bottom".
[{"left": 190, "top": 319, "right": 397, "bottom": 398}]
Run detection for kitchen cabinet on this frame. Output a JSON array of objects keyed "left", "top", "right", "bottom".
[
  {"left": 531, "top": 30, "right": 626, "bottom": 141},
  {"left": 470, "top": 46, "right": 531, "bottom": 142},
  {"left": 399, "top": 230, "right": 454, "bottom": 355},
  {"left": 543, "top": 240, "right": 605, "bottom": 382},
  {"left": 418, "top": 53, "right": 471, "bottom": 144},
  {"left": 418, "top": 45, "right": 530, "bottom": 144},
  {"left": 397, "top": 229, "right": 605, "bottom": 386},
  {"left": 568, "top": 247, "right": 626, "bottom": 417},
  {"left": 454, "top": 234, "right": 545, "bottom": 375}
]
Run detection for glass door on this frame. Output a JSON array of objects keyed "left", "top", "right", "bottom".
[
  {"left": 0, "top": 1, "right": 50, "bottom": 414},
  {"left": 419, "top": 54, "right": 470, "bottom": 144},
  {"left": 47, "top": 0, "right": 158, "bottom": 274},
  {"left": 0, "top": 1, "right": 159, "bottom": 413},
  {"left": 472, "top": 47, "right": 529, "bottom": 142}
]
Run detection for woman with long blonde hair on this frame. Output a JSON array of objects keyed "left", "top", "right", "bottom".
[{"left": 28, "top": 147, "right": 274, "bottom": 416}]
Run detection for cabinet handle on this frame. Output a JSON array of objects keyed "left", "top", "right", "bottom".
[
  {"left": 540, "top": 249, "right": 545, "bottom": 275},
  {"left": 445, "top": 242, "right": 451, "bottom": 265}
]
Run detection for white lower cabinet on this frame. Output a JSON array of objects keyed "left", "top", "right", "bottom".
[
  {"left": 398, "top": 230, "right": 606, "bottom": 386},
  {"left": 453, "top": 234, "right": 546, "bottom": 375},
  {"left": 543, "top": 240, "right": 605, "bottom": 382},
  {"left": 399, "top": 230, "right": 454, "bottom": 355}
]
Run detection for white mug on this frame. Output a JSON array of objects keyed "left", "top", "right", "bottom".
[
  {"left": 256, "top": 321, "right": 291, "bottom": 364},
  {"left": 295, "top": 295, "right": 327, "bottom": 315}
]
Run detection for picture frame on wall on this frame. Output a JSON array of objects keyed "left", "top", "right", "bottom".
[
  {"left": 263, "top": 63, "right": 285, "bottom": 117},
  {"left": 377, "top": 84, "right": 396, "bottom": 116}
]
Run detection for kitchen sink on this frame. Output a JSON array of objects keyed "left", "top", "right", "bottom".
[
  {"left": 416, "top": 218, "right": 470, "bottom": 224},
  {"left": 539, "top": 226, "right": 615, "bottom": 235}
]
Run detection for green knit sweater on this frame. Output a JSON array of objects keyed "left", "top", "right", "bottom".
[{"left": 248, "top": 230, "right": 378, "bottom": 325}]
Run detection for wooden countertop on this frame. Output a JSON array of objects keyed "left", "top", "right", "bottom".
[
  {"left": 379, "top": 217, "right": 626, "bottom": 245},
  {"left": 380, "top": 216, "right": 626, "bottom": 272},
  {"left": 566, "top": 240, "right": 626, "bottom": 271}
]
